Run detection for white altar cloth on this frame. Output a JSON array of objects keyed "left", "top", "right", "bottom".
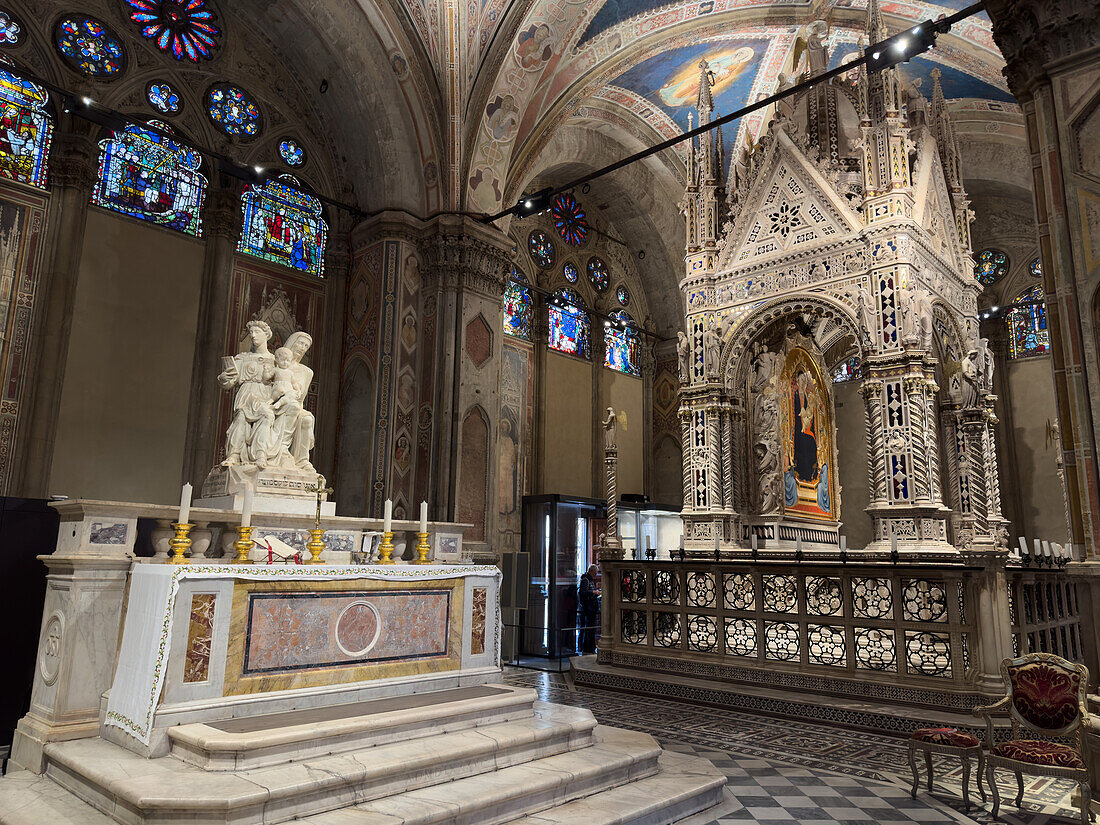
[{"left": 105, "top": 563, "right": 501, "bottom": 745}]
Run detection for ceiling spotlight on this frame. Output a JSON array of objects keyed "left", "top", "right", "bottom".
[
  {"left": 895, "top": 38, "right": 909, "bottom": 52},
  {"left": 524, "top": 200, "right": 532, "bottom": 209},
  {"left": 254, "top": 165, "right": 263, "bottom": 174},
  {"left": 871, "top": 51, "right": 881, "bottom": 60},
  {"left": 911, "top": 25, "right": 921, "bottom": 34},
  {"left": 991, "top": 305, "right": 999, "bottom": 312},
  {"left": 82, "top": 96, "right": 93, "bottom": 106}
]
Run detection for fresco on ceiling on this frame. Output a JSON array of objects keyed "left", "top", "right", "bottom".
[
  {"left": 829, "top": 47, "right": 1013, "bottom": 103},
  {"left": 613, "top": 37, "right": 769, "bottom": 153}
]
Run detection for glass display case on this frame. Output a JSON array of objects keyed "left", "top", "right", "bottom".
[
  {"left": 519, "top": 495, "right": 605, "bottom": 659},
  {"left": 618, "top": 501, "right": 684, "bottom": 559}
]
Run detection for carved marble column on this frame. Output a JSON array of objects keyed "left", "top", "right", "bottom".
[
  {"left": 182, "top": 177, "right": 243, "bottom": 487},
  {"left": 985, "top": 0, "right": 1100, "bottom": 558},
  {"left": 18, "top": 122, "right": 98, "bottom": 497}
]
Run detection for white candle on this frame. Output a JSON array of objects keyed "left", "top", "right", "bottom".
[
  {"left": 646, "top": 534, "right": 653, "bottom": 550},
  {"left": 178, "top": 482, "right": 192, "bottom": 525},
  {"left": 840, "top": 535, "right": 847, "bottom": 552},
  {"left": 890, "top": 531, "right": 898, "bottom": 555},
  {"left": 1018, "top": 536, "right": 1028, "bottom": 556},
  {"left": 1052, "top": 543, "right": 1064, "bottom": 559},
  {"left": 796, "top": 536, "right": 802, "bottom": 554},
  {"left": 1042, "top": 540, "right": 1052, "bottom": 558},
  {"left": 420, "top": 501, "right": 428, "bottom": 534},
  {"left": 751, "top": 533, "right": 758, "bottom": 551},
  {"left": 241, "top": 486, "right": 253, "bottom": 529},
  {"left": 1034, "top": 538, "right": 1042, "bottom": 557},
  {"left": 384, "top": 499, "right": 392, "bottom": 533},
  {"left": 679, "top": 534, "right": 685, "bottom": 549},
  {"left": 714, "top": 532, "right": 720, "bottom": 551}
]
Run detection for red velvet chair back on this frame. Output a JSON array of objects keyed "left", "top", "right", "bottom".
[{"left": 1003, "top": 654, "right": 1088, "bottom": 738}]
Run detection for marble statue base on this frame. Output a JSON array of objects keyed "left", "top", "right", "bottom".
[{"left": 199, "top": 464, "right": 335, "bottom": 516}]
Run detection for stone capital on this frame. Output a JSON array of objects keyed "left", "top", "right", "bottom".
[
  {"left": 984, "top": 0, "right": 1100, "bottom": 96},
  {"left": 202, "top": 183, "right": 244, "bottom": 240},
  {"left": 48, "top": 130, "right": 98, "bottom": 192}
]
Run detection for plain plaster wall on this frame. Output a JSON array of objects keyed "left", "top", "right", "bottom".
[
  {"left": 50, "top": 209, "right": 203, "bottom": 504},
  {"left": 834, "top": 378, "right": 873, "bottom": 549},
  {"left": 543, "top": 351, "right": 593, "bottom": 497},
  {"left": 608, "top": 369, "right": 644, "bottom": 497}
]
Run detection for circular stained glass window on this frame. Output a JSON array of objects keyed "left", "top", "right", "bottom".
[
  {"left": 279, "top": 138, "right": 305, "bottom": 167},
  {"left": 616, "top": 285, "right": 629, "bottom": 306},
  {"left": 207, "top": 84, "right": 262, "bottom": 138},
  {"left": 147, "top": 81, "right": 180, "bottom": 114},
  {"left": 587, "top": 256, "right": 609, "bottom": 292},
  {"left": 551, "top": 193, "right": 588, "bottom": 247},
  {"left": 0, "top": 8, "right": 23, "bottom": 45},
  {"left": 123, "top": 0, "right": 220, "bottom": 62},
  {"left": 528, "top": 230, "right": 554, "bottom": 269},
  {"left": 563, "top": 262, "right": 578, "bottom": 283},
  {"left": 54, "top": 16, "right": 126, "bottom": 78},
  {"left": 974, "top": 248, "right": 1008, "bottom": 286},
  {"left": 1030, "top": 256, "right": 1042, "bottom": 278}
]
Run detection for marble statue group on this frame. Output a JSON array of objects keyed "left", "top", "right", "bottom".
[{"left": 218, "top": 320, "right": 316, "bottom": 474}]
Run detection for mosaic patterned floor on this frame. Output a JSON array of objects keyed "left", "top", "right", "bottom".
[{"left": 501, "top": 668, "right": 1085, "bottom": 825}]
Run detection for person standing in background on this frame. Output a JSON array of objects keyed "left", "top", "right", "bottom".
[{"left": 578, "top": 564, "right": 601, "bottom": 654}]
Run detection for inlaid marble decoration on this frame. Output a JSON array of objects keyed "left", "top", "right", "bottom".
[
  {"left": 89, "top": 521, "right": 128, "bottom": 544},
  {"left": 183, "top": 594, "right": 217, "bottom": 683},
  {"left": 243, "top": 589, "right": 450, "bottom": 675},
  {"left": 471, "top": 587, "right": 487, "bottom": 655}
]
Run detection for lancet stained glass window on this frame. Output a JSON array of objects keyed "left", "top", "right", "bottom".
[
  {"left": 92, "top": 120, "right": 206, "bottom": 236},
  {"left": 975, "top": 248, "right": 1008, "bottom": 286},
  {"left": 548, "top": 287, "right": 590, "bottom": 359},
  {"left": 54, "top": 16, "right": 125, "bottom": 78},
  {"left": 551, "top": 193, "right": 588, "bottom": 246},
  {"left": 528, "top": 230, "right": 553, "bottom": 269},
  {"left": 831, "top": 356, "right": 862, "bottom": 383},
  {"left": 238, "top": 174, "right": 327, "bottom": 276},
  {"left": 504, "top": 270, "right": 532, "bottom": 340},
  {"left": 587, "top": 256, "right": 609, "bottom": 292},
  {"left": 1007, "top": 284, "right": 1049, "bottom": 359},
  {"left": 605, "top": 310, "right": 639, "bottom": 376},
  {"left": 0, "top": 60, "right": 53, "bottom": 188}
]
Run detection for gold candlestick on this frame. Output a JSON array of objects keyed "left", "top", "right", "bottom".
[
  {"left": 232, "top": 526, "right": 254, "bottom": 564},
  {"left": 414, "top": 532, "right": 431, "bottom": 565},
  {"left": 306, "top": 528, "right": 326, "bottom": 564},
  {"left": 168, "top": 522, "right": 193, "bottom": 565},
  {"left": 378, "top": 531, "right": 396, "bottom": 564}
]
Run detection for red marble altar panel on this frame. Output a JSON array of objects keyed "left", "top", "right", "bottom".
[
  {"left": 243, "top": 590, "right": 450, "bottom": 675},
  {"left": 183, "top": 593, "right": 217, "bottom": 683}
]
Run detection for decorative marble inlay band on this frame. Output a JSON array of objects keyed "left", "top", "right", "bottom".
[
  {"left": 471, "top": 587, "right": 487, "bottom": 655},
  {"left": 89, "top": 521, "right": 127, "bottom": 544},
  {"left": 243, "top": 589, "right": 450, "bottom": 675},
  {"left": 183, "top": 593, "right": 217, "bottom": 683}
]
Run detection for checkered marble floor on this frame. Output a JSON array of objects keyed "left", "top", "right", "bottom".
[{"left": 501, "top": 668, "right": 1086, "bottom": 825}]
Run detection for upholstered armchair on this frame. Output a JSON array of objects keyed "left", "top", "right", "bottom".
[{"left": 973, "top": 652, "right": 1092, "bottom": 824}]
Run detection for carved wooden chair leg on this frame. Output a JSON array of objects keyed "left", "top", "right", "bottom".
[
  {"left": 988, "top": 763, "right": 1001, "bottom": 820},
  {"left": 908, "top": 748, "right": 919, "bottom": 798},
  {"left": 925, "top": 751, "right": 934, "bottom": 792},
  {"left": 961, "top": 753, "right": 971, "bottom": 809},
  {"left": 1014, "top": 771, "right": 1025, "bottom": 807},
  {"left": 976, "top": 750, "right": 987, "bottom": 802},
  {"left": 1080, "top": 780, "right": 1092, "bottom": 825}
]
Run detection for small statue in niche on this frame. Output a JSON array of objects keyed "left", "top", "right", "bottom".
[
  {"left": 703, "top": 324, "right": 720, "bottom": 378},
  {"left": 676, "top": 331, "right": 692, "bottom": 384},
  {"left": 960, "top": 348, "right": 982, "bottom": 409},
  {"left": 976, "top": 336, "right": 995, "bottom": 392},
  {"left": 603, "top": 406, "right": 618, "bottom": 451},
  {"left": 750, "top": 342, "right": 779, "bottom": 392},
  {"left": 857, "top": 289, "right": 877, "bottom": 349}
]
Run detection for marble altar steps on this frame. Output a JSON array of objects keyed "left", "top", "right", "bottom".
[
  {"left": 169, "top": 684, "right": 540, "bottom": 770},
  {"left": 2, "top": 696, "right": 725, "bottom": 825}
]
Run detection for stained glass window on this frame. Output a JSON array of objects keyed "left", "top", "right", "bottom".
[
  {"left": 147, "top": 81, "right": 180, "bottom": 114},
  {"left": 92, "top": 120, "right": 206, "bottom": 236},
  {"left": 0, "top": 9, "right": 23, "bottom": 45},
  {"left": 528, "top": 230, "right": 553, "bottom": 269},
  {"left": 0, "top": 60, "right": 52, "bottom": 188},
  {"left": 548, "top": 287, "right": 590, "bottom": 359},
  {"left": 54, "top": 16, "right": 125, "bottom": 78},
  {"left": 279, "top": 139, "right": 304, "bottom": 167},
  {"left": 123, "top": 0, "right": 220, "bottom": 62},
  {"left": 207, "top": 84, "right": 261, "bottom": 138},
  {"left": 587, "top": 256, "right": 609, "bottom": 292},
  {"left": 974, "top": 248, "right": 1008, "bottom": 286},
  {"left": 563, "top": 262, "right": 578, "bottom": 283},
  {"left": 831, "top": 356, "right": 862, "bottom": 383},
  {"left": 551, "top": 193, "right": 588, "bottom": 246},
  {"left": 238, "top": 174, "right": 327, "bottom": 276},
  {"left": 1007, "top": 285, "right": 1049, "bottom": 359},
  {"left": 504, "top": 271, "right": 532, "bottom": 341},
  {"left": 616, "top": 285, "right": 630, "bottom": 306},
  {"left": 1030, "top": 256, "right": 1042, "bottom": 278},
  {"left": 605, "top": 310, "right": 640, "bottom": 376}
]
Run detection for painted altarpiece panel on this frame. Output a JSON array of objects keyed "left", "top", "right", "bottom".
[{"left": 779, "top": 347, "right": 836, "bottom": 522}]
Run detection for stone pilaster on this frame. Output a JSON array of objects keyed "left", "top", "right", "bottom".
[
  {"left": 182, "top": 177, "right": 244, "bottom": 487},
  {"left": 314, "top": 220, "right": 351, "bottom": 482},
  {"left": 18, "top": 121, "right": 98, "bottom": 497}
]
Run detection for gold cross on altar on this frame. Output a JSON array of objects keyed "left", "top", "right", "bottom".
[{"left": 311, "top": 475, "right": 334, "bottom": 526}]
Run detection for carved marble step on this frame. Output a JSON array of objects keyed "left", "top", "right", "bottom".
[
  {"left": 501, "top": 750, "right": 726, "bottom": 825},
  {"left": 169, "top": 683, "right": 538, "bottom": 770},
  {"left": 296, "top": 725, "right": 664, "bottom": 825},
  {"left": 0, "top": 770, "right": 118, "bottom": 825},
  {"left": 40, "top": 702, "right": 598, "bottom": 825}
]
